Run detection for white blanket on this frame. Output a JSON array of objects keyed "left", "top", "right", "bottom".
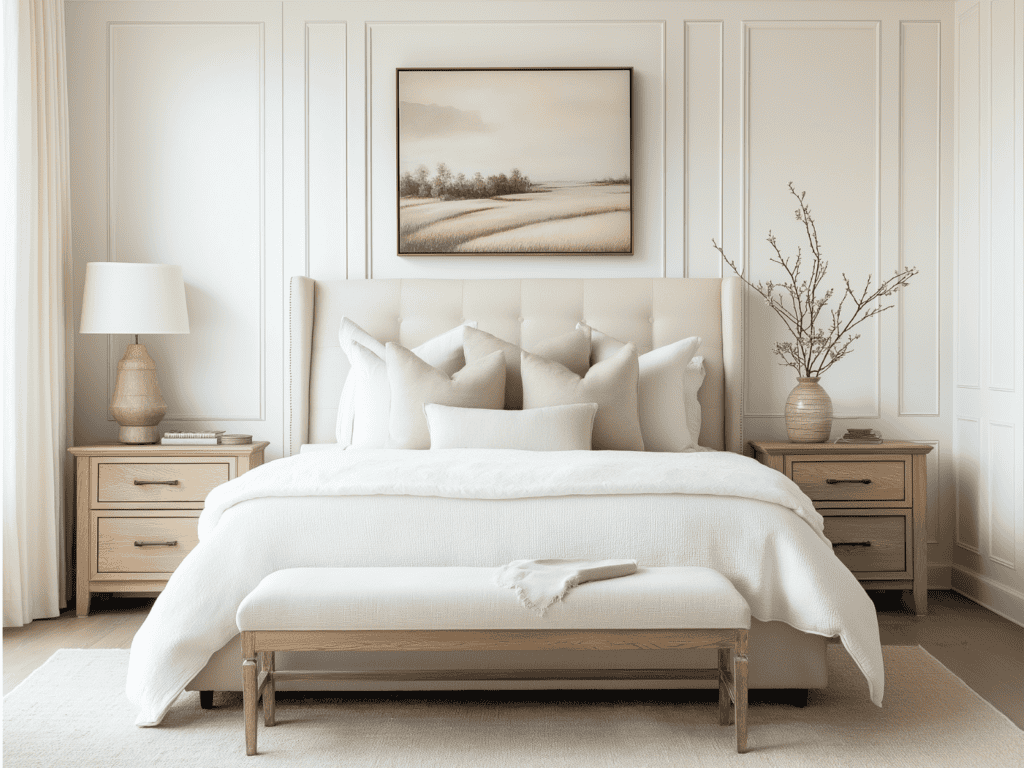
[
  {"left": 496, "top": 558, "right": 639, "bottom": 614},
  {"left": 127, "top": 449, "right": 884, "bottom": 726},
  {"left": 197, "top": 449, "right": 829, "bottom": 544}
]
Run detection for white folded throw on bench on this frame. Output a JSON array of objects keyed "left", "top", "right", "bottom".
[{"left": 496, "top": 558, "right": 638, "bottom": 615}]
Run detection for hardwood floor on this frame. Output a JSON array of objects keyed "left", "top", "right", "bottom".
[{"left": 4, "top": 590, "right": 1022, "bottom": 729}]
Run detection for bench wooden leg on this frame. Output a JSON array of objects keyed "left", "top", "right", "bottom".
[
  {"left": 199, "top": 690, "right": 214, "bottom": 710},
  {"left": 735, "top": 630, "right": 749, "bottom": 754},
  {"left": 718, "top": 648, "right": 732, "bottom": 726},
  {"left": 263, "top": 651, "right": 276, "bottom": 727},
  {"left": 243, "top": 633, "right": 259, "bottom": 756}
]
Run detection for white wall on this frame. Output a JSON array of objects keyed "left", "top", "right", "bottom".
[
  {"left": 952, "top": 0, "right": 1024, "bottom": 625},
  {"left": 66, "top": 1, "right": 959, "bottom": 588}
]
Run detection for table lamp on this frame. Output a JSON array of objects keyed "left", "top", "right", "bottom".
[{"left": 79, "top": 262, "right": 190, "bottom": 443}]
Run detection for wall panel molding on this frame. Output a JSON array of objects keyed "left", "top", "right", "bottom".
[
  {"left": 955, "top": 3, "right": 982, "bottom": 389},
  {"left": 899, "top": 21, "right": 942, "bottom": 416},
  {"left": 955, "top": 415, "right": 982, "bottom": 552},
  {"left": 107, "top": 20, "right": 267, "bottom": 422},
  {"left": 684, "top": 20, "right": 723, "bottom": 278},
  {"left": 742, "top": 20, "right": 881, "bottom": 419},
  {"left": 988, "top": 420, "right": 1016, "bottom": 568},
  {"left": 363, "top": 19, "right": 665, "bottom": 280},
  {"left": 306, "top": 22, "right": 348, "bottom": 280},
  {"left": 988, "top": 0, "right": 1017, "bottom": 392}
]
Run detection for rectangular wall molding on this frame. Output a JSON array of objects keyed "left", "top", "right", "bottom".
[
  {"left": 955, "top": 415, "right": 982, "bottom": 552},
  {"left": 107, "top": 21, "right": 267, "bottom": 422},
  {"left": 742, "top": 20, "right": 881, "bottom": 419},
  {"left": 306, "top": 22, "right": 348, "bottom": 280},
  {"left": 899, "top": 21, "right": 942, "bottom": 416},
  {"left": 988, "top": 0, "right": 1017, "bottom": 392},
  {"left": 988, "top": 421, "right": 1017, "bottom": 568},
  {"left": 956, "top": 4, "right": 982, "bottom": 389},
  {"left": 684, "top": 20, "right": 724, "bottom": 279}
]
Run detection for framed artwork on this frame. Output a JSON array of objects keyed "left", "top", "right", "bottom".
[{"left": 396, "top": 67, "right": 632, "bottom": 256}]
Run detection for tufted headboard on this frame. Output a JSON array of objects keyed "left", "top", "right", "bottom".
[{"left": 288, "top": 278, "right": 744, "bottom": 457}]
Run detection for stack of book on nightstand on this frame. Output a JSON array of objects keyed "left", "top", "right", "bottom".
[
  {"left": 161, "top": 431, "right": 225, "bottom": 445},
  {"left": 835, "top": 428, "right": 883, "bottom": 445},
  {"left": 160, "top": 431, "right": 254, "bottom": 445}
]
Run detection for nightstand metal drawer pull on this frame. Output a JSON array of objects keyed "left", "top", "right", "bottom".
[
  {"left": 832, "top": 541, "right": 872, "bottom": 548},
  {"left": 134, "top": 540, "right": 179, "bottom": 547},
  {"left": 134, "top": 479, "right": 179, "bottom": 486},
  {"left": 825, "top": 478, "right": 872, "bottom": 485}
]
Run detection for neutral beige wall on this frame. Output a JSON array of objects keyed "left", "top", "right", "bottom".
[
  {"left": 65, "top": 0, "right": 958, "bottom": 587},
  {"left": 952, "top": 0, "right": 1024, "bottom": 625}
]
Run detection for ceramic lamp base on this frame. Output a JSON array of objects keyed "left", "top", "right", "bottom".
[
  {"left": 109, "top": 343, "right": 168, "bottom": 445},
  {"left": 118, "top": 425, "right": 161, "bottom": 444}
]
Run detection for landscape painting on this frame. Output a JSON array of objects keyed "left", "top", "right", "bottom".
[{"left": 397, "top": 68, "right": 632, "bottom": 255}]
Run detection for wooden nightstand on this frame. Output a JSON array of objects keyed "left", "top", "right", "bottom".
[
  {"left": 68, "top": 442, "right": 269, "bottom": 616},
  {"left": 750, "top": 440, "right": 932, "bottom": 615}
]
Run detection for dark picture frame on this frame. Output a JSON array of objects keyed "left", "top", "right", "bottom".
[{"left": 396, "top": 67, "right": 633, "bottom": 256}]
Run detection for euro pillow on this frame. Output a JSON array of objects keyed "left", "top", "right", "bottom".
[
  {"left": 386, "top": 344, "right": 506, "bottom": 449},
  {"left": 336, "top": 318, "right": 475, "bottom": 447},
  {"left": 582, "top": 323, "right": 704, "bottom": 451},
  {"left": 521, "top": 343, "right": 644, "bottom": 451},
  {"left": 424, "top": 403, "right": 598, "bottom": 451},
  {"left": 462, "top": 326, "right": 591, "bottom": 410}
]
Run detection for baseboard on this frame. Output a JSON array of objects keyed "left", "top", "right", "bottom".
[
  {"left": 951, "top": 565, "right": 1024, "bottom": 628},
  {"left": 928, "top": 563, "right": 952, "bottom": 589}
]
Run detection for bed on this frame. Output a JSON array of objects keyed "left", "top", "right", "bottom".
[{"left": 126, "top": 277, "right": 884, "bottom": 727}]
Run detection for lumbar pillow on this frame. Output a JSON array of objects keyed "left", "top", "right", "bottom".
[
  {"left": 521, "top": 343, "right": 643, "bottom": 451},
  {"left": 424, "top": 402, "right": 598, "bottom": 451},
  {"left": 336, "top": 318, "right": 475, "bottom": 446},
  {"left": 582, "top": 323, "right": 704, "bottom": 450},
  {"left": 386, "top": 344, "right": 506, "bottom": 449},
  {"left": 462, "top": 326, "right": 591, "bottom": 410}
]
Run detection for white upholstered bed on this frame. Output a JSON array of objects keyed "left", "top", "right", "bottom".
[{"left": 124, "top": 277, "right": 885, "bottom": 727}]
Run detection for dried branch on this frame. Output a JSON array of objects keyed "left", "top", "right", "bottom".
[{"left": 716, "top": 184, "right": 918, "bottom": 378}]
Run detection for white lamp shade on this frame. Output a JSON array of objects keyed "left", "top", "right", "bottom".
[{"left": 79, "top": 262, "right": 190, "bottom": 335}]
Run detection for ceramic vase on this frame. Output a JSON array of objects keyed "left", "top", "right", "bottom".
[{"left": 784, "top": 377, "right": 833, "bottom": 443}]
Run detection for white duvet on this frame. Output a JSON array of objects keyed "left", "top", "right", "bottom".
[{"left": 126, "top": 449, "right": 884, "bottom": 726}]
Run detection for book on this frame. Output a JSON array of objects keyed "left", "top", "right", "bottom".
[
  {"left": 162, "top": 431, "right": 225, "bottom": 439},
  {"left": 161, "top": 437, "right": 219, "bottom": 445},
  {"left": 836, "top": 428, "right": 882, "bottom": 445}
]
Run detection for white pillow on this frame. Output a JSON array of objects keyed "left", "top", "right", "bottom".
[
  {"left": 425, "top": 403, "right": 598, "bottom": 451},
  {"left": 463, "top": 326, "right": 591, "bottom": 410},
  {"left": 521, "top": 343, "right": 644, "bottom": 451},
  {"left": 582, "top": 323, "right": 704, "bottom": 450},
  {"left": 335, "top": 318, "right": 476, "bottom": 446},
  {"left": 386, "top": 344, "right": 506, "bottom": 449}
]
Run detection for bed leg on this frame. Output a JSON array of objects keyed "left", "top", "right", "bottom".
[
  {"left": 718, "top": 648, "right": 731, "bottom": 726},
  {"left": 199, "top": 691, "right": 214, "bottom": 710},
  {"left": 263, "top": 651, "right": 276, "bottom": 727}
]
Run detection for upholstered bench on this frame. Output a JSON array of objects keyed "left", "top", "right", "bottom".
[{"left": 235, "top": 566, "right": 752, "bottom": 756}]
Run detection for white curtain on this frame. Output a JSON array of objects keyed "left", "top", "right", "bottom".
[{"left": 2, "top": 0, "right": 73, "bottom": 627}]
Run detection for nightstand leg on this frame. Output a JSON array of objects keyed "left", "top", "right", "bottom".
[
  {"left": 76, "top": 591, "right": 91, "bottom": 617},
  {"left": 911, "top": 586, "right": 928, "bottom": 616}
]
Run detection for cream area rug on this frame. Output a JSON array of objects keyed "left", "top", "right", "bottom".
[{"left": 4, "top": 646, "right": 1021, "bottom": 767}]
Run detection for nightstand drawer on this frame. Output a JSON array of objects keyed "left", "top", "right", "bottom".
[
  {"left": 96, "top": 517, "right": 199, "bottom": 573},
  {"left": 823, "top": 516, "right": 906, "bottom": 573},
  {"left": 96, "top": 461, "right": 230, "bottom": 504},
  {"left": 791, "top": 460, "right": 906, "bottom": 502}
]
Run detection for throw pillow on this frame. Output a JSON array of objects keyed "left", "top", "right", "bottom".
[
  {"left": 462, "top": 326, "right": 591, "bottom": 410},
  {"left": 520, "top": 343, "right": 643, "bottom": 451},
  {"left": 386, "top": 344, "right": 506, "bottom": 449},
  {"left": 424, "top": 403, "right": 598, "bottom": 451}
]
